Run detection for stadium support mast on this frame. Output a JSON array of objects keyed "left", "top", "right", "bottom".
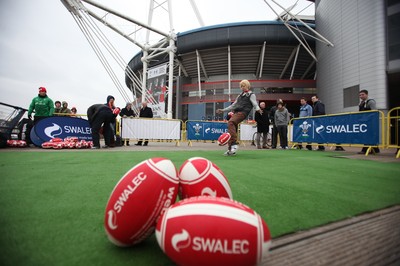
[
  {"left": 62, "top": 0, "right": 205, "bottom": 119},
  {"left": 144, "top": 0, "right": 176, "bottom": 119},
  {"left": 263, "top": 0, "right": 334, "bottom": 62}
]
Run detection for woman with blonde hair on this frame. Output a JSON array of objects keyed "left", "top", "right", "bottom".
[{"left": 217, "top": 79, "right": 261, "bottom": 156}]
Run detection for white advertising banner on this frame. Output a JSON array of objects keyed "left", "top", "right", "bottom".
[
  {"left": 239, "top": 123, "right": 257, "bottom": 141},
  {"left": 121, "top": 118, "right": 181, "bottom": 140}
]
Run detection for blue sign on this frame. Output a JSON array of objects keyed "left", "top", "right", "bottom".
[
  {"left": 187, "top": 121, "right": 228, "bottom": 140},
  {"left": 31, "top": 117, "right": 92, "bottom": 146},
  {"left": 293, "top": 112, "right": 380, "bottom": 145}
]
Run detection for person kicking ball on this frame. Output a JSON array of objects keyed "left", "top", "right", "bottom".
[{"left": 216, "top": 80, "right": 262, "bottom": 156}]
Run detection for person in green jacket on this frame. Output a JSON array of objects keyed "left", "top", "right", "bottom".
[{"left": 28, "top": 87, "right": 54, "bottom": 124}]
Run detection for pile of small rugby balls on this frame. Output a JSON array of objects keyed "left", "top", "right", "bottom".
[
  {"left": 6, "top": 139, "right": 27, "bottom": 147},
  {"left": 41, "top": 137, "right": 93, "bottom": 149},
  {"left": 104, "top": 157, "right": 271, "bottom": 266}
]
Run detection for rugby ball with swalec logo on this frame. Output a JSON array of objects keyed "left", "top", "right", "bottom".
[
  {"left": 218, "top": 132, "right": 231, "bottom": 146},
  {"left": 104, "top": 158, "right": 179, "bottom": 246},
  {"left": 156, "top": 196, "right": 271, "bottom": 266}
]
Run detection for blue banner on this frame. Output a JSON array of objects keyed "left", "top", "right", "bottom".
[
  {"left": 31, "top": 116, "right": 92, "bottom": 146},
  {"left": 187, "top": 121, "right": 228, "bottom": 140},
  {"left": 292, "top": 112, "right": 380, "bottom": 145}
]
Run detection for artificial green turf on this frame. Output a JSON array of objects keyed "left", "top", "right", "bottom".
[{"left": 0, "top": 150, "right": 399, "bottom": 265}]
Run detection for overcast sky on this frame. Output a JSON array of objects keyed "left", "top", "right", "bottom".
[{"left": 0, "top": 0, "right": 313, "bottom": 116}]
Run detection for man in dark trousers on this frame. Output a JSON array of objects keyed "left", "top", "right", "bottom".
[
  {"left": 269, "top": 99, "right": 283, "bottom": 149},
  {"left": 358, "top": 89, "right": 380, "bottom": 154},
  {"left": 311, "top": 95, "right": 326, "bottom": 151},
  {"left": 87, "top": 103, "right": 120, "bottom": 149},
  {"left": 120, "top": 102, "right": 135, "bottom": 146},
  {"left": 255, "top": 102, "right": 270, "bottom": 149},
  {"left": 135, "top": 101, "right": 153, "bottom": 146}
]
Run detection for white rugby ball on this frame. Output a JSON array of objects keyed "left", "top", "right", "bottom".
[{"left": 179, "top": 157, "right": 232, "bottom": 199}]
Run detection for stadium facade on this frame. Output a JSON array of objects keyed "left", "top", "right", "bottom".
[
  {"left": 315, "top": 0, "right": 400, "bottom": 114},
  {"left": 126, "top": 0, "right": 400, "bottom": 120}
]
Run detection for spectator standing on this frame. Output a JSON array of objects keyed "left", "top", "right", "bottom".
[
  {"left": 26, "top": 87, "right": 54, "bottom": 145},
  {"left": 269, "top": 99, "right": 283, "bottom": 149},
  {"left": 54, "top": 101, "right": 62, "bottom": 116},
  {"left": 255, "top": 102, "right": 270, "bottom": 149},
  {"left": 87, "top": 103, "right": 119, "bottom": 149},
  {"left": 120, "top": 102, "right": 135, "bottom": 146},
  {"left": 216, "top": 80, "right": 261, "bottom": 156},
  {"left": 135, "top": 101, "right": 153, "bottom": 146},
  {"left": 105, "top": 95, "right": 118, "bottom": 147},
  {"left": 274, "top": 102, "right": 290, "bottom": 149},
  {"left": 28, "top": 87, "right": 54, "bottom": 123},
  {"left": 60, "top": 101, "right": 71, "bottom": 115},
  {"left": 358, "top": 89, "right": 380, "bottom": 154},
  {"left": 70, "top": 107, "right": 81, "bottom": 118},
  {"left": 311, "top": 95, "right": 326, "bottom": 151},
  {"left": 297, "top": 97, "right": 313, "bottom": 150}
]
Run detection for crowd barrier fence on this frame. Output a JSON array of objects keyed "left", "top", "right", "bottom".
[
  {"left": 44, "top": 107, "right": 400, "bottom": 158},
  {"left": 289, "top": 110, "right": 386, "bottom": 156},
  {"left": 387, "top": 107, "right": 400, "bottom": 158},
  {"left": 120, "top": 117, "right": 182, "bottom": 146}
]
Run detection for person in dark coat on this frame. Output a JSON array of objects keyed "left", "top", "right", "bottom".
[
  {"left": 87, "top": 103, "right": 119, "bottom": 149},
  {"left": 105, "top": 95, "right": 118, "bottom": 147},
  {"left": 311, "top": 95, "right": 326, "bottom": 151},
  {"left": 135, "top": 101, "right": 153, "bottom": 146},
  {"left": 120, "top": 102, "right": 135, "bottom": 146},
  {"left": 358, "top": 89, "right": 380, "bottom": 154},
  {"left": 255, "top": 102, "right": 270, "bottom": 149},
  {"left": 269, "top": 99, "right": 283, "bottom": 149}
]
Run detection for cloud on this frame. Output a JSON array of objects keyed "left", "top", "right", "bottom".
[{"left": 0, "top": 0, "right": 314, "bottom": 115}]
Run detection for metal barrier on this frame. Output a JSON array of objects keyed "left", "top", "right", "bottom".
[
  {"left": 120, "top": 118, "right": 182, "bottom": 146},
  {"left": 289, "top": 110, "right": 386, "bottom": 156},
  {"left": 185, "top": 120, "right": 228, "bottom": 146},
  {"left": 237, "top": 122, "right": 257, "bottom": 146},
  {"left": 386, "top": 107, "right": 400, "bottom": 158}
]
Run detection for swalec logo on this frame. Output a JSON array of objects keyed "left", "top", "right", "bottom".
[
  {"left": 44, "top": 123, "right": 62, "bottom": 138},
  {"left": 316, "top": 125, "right": 325, "bottom": 134},
  {"left": 172, "top": 229, "right": 191, "bottom": 252}
]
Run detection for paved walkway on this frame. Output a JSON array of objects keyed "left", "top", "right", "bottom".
[{"left": 266, "top": 205, "right": 400, "bottom": 266}]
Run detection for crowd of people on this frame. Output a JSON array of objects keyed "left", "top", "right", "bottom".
[
  {"left": 27, "top": 83, "right": 381, "bottom": 154},
  {"left": 217, "top": 80, "right": 380, "bottom": 156}
]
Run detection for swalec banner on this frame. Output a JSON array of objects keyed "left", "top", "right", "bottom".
[
  {"left": 31, "top": 116, "right": 92, "bottom": 146},
  {"left": 292, "top": 111, "right": 380, "bottom": 145},
  {"left": 187, "top": 121, "right": 228, "bottom": 141}
]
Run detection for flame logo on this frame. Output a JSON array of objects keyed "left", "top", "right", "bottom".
[
  {"left": 205, "top": 128, "right": 211, "bottom": 133},
  {"left": 107, "top": 210, "right": 118, "bottom": 230},
  {"left": 201, "top": 187, "right": 217, "bottom": 197},
  {"left": 316, "top": 125, "right": 325, "bottom": 134},
  {"left": 44, "top": 123, "right": 62, "bottom": 138},
  {"left": 172, "top": 229, "right": 190, "bottom": 252}
]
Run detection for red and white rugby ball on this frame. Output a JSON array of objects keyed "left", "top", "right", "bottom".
[
  {"left": 156, "top": 196, "right": 271, "bottom": 266},
  {"left": 104, "top": 158, "right": 179, "bottom": 246},
  {"left": 178, "top": 157, "right": 232, "bottom": 199},
  {"left": 218, "top": 132, "right": 231, "bottom": 146},
  {"left": 17, "top": 140, "right": 27, "bottom": 147},
  {"left": 41, "top": 141, "right": 54, "bottom": 149}
]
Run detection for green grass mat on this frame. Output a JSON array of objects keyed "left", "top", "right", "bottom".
[{"left": 0, "top": 150, "right": 399, "bottom": 265}]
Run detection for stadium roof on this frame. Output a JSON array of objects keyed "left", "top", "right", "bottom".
[{"left": 126, "top": 20, "right": 316, "bottom": 87}]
